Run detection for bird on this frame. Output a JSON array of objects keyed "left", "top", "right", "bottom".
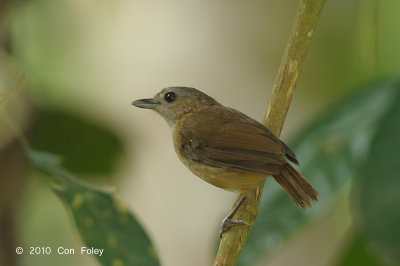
[{"left": 132, "top": 87, "right": 318, "bottom": 237}]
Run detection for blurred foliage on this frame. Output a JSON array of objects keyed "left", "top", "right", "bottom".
[
  {"left": 3, "top": 0, "right": 400, "bottom": 265},
  {"left": 238, "top": 79, "right": 400, "bottom": 265},
  {"left": 358, "top": 87, "right": 400, "bottom": 264},
  {"left": 28, "top": 107, "right": 124, "bottom": 176},
  {"left": 339, "top": 233, "right": 385, "bottom": 266},
  {"left": 0, "top": 139, "right": 26, "bottom": 266},
  {"left": 28, "top": 150, "right": 160, "bottom": 266}
]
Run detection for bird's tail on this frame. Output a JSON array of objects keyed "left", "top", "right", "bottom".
[{"left": 273, "top": 163, "right": 319, "bottom": 209}]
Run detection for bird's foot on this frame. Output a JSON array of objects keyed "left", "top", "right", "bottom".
[{"left": 219, "top": 217, "right": 250, "bottom": 238}]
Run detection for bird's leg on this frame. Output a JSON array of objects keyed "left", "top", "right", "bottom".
[{"left": 219, "top": 194, "right": 250, "bottom": 238}]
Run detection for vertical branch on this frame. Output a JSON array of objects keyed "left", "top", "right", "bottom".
[
  {"left": 263, "top": 0, "right": 326, "bottom": 134},
  {"left": 357, "top": 0, "right": 380, "bottom": 77},
  {"left": 213, "top": 0, "right": 325, "bottom": 265}
]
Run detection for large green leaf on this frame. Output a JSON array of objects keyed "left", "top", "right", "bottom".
[
  {"left": 358, "top": 89, "right": 400, "bottom": 264},
  {"left": 28, "top": 150, "right": 160, "bottom": 266},
  {"left": 237, "top": 79, "right": 400, "bottom": 265},
  {"left": 28, "top": 107, "right": 124, "bottom": 176}
]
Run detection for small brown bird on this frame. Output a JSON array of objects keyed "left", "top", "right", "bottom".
[{"left": 132, "top": 87, "right": 318, "bottom": 236}]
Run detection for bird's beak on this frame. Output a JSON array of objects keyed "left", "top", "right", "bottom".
[{"left": 132, "top": 98, "right": 158, "bottom": 109}]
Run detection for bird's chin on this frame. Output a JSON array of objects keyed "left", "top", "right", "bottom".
[{"left": 152, "top": 109, "right": 175, "bottom": 131}]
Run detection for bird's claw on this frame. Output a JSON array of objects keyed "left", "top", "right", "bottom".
[{"left": 219, "top": 218, "right": 250, "bottom": 238}]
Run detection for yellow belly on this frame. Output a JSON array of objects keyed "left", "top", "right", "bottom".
[{"left": 179, "top": 155, "right": 266, "bottom": 195}]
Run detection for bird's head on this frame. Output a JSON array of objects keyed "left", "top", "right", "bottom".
[{"left": 132, "top": 87, "right": 220, "bottom": 128}]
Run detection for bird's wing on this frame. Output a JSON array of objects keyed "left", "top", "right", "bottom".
[{"left": 177, "top": 107, "right": 286, "bottom": 175}]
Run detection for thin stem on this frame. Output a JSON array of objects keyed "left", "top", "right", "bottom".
[
  {"left": 213, "top": 0, "right": 325, "bottom": 265},
  {"left": 357, "top": 0, "right": 380, "bottom": 76}
]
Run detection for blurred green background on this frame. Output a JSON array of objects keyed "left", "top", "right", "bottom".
[{"left": 1, "top": 0, "right": 399, "bottom": 265}]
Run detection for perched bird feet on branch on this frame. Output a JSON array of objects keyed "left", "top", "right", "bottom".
[
  {"left": 219, "top": 217, "right": 250, "bottom": 239},
  {"left": 219, "top": 194, "right": 250, "bottom": 238}
]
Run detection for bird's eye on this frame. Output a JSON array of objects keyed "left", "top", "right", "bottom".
[{"left": 164, "top": 92, "right": 176, "bottom": 103}]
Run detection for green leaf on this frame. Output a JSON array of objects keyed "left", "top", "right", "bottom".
[
  {"left": 237, "top": 79, "right": 400, "bottom": 265},
  {"left": 358, "top": 88, "right": 400, "bottom": 264},
  {"left": 28, "top": 150, "right": 160, "bottom": 266},
  {"left": 339, "top": 233, "right": 386, "bottom": 266},
  {"left": 28, "top": 107, "right": 124, "bottom": 176}
]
